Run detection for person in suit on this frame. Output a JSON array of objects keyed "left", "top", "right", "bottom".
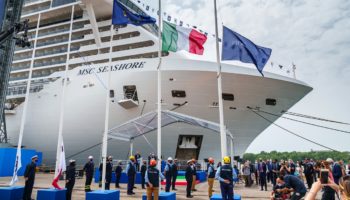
[
  {"left": 258, "top": 158, "right": 267, "bottom": 191},
  {"left": 271, "top": 159, "right": 279, "bottom": 187},
  {"left": 266, "top": 159, "right": 272, "bottom": 183},
  {"left": 83, "top": 156, "right": 94, "bottom": 192},
  {"left": 303, "top": 158, "right": 314, "bottom": 189},
  {"left": 171, "top": 158, "right": 178, "bottom": 190},
  {"left": 331, "top": 158, "right": 343, "bottom": 184},
  {"left": 215, "top": 156, "right": 237, "bottom": 200},
  {"left": 141, "top": 160, "right": 147, "bottom": 189},
  {"left": 134, "top": 152, "right": 141, "bottom": 172},
  {"left": 164, "top": 157, "right": 173, "bottom": 192},
  {"left": 23, "top": 155, "right": 38, "bottom": 200},
  {"left": 115, "top": 161, "right": 122, "bottom": 188},
  {"left": 185, "top": 160, "right": 194, "bottom": 198},
  {"left": 191, "top": 158, "right": 197, "bottom": 191},
  {"left": 105, "top": 156, "right": 113, "bottom": 190},
  {"left": 65, "top": 159, "right": 76, "bottom": 200}
]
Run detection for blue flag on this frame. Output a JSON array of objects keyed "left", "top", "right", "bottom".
[
  {"left": 221, "top": 26, "right": 272, "bottom": 76},
  {"left": 112, "top": 0, "right": 156, "bottom": 26}
]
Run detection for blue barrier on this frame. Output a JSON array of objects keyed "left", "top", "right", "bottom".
[
  {"left": 142, "top": 191, "right": 176, "bottom": 200},
  {"left": 0, "top": 186, "right": 24, "bottom": 200},
  {"left": 86, "top": 190, "right": 120, "bottom": 200},
  {"left": 37, "top": 188, "right": 66, "bottom": 200},
  {"left": 0, "top": 148, "right": 42, "bottom": 177},
  {"left": 176, "top": 171, "right": 207, "bottom": 182},
  {"left": 210, "top": 194, "right": 241, "bottom": 200},
  {"left": 94, "top": 170, "right": 207, "bottom": 184},
  {"left": 94, "top": 169, "right": 142, "bottom": 184}
]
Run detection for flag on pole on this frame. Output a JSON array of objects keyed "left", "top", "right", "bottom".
[
  {"left": 221, "top": 26, "right": 272, "bottom": 76},
  {"left": 52, "top": 140, "right": 66, "bottom": 189},
  {"left": 112, "top": 0, "right": 156, "bottom": 25},
  {"left": 162, "top": 21, "right": 207, "bottom": 55},
  {"left": 9, "top": 148, "right": 22, "bottom": 186}
]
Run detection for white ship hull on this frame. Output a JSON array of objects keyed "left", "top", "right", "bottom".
[{"left": 6, "top": 57, "right": 312, "bottom": 164}]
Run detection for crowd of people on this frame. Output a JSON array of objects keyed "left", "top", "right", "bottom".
[
  {"left": 240, "top": 157, "right": 350, "bottom": 200},
  {"left": 20, "top": 153, "right": 350, "bottom": 200}
]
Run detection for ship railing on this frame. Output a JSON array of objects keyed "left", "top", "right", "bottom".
[{"left": 22, "top": 4, "right": 50, "bottom": 16}]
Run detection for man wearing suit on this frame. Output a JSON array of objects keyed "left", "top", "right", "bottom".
[
  {"left": 258, "top": 158, "right": 267, "bottom": 191},
  {"left": 185, "top": 160, "right": 194, "bottom": 198},
  {"left": 171, "top": 159, "right": 178, "bottom": 190},
  {"left": 23, "top": 155, "right": 38, "bottom": 200},
  {"left": 65, "top": 160, "right": 76, "bottom": 200},
  {"left": 331, "top": 158, "right": 342, "bottom": 184},
  {"left": 266, "top": 159, "right": 272, "bottom": 183},
  {"left": 115, "top": 161, "right": 122, "bottom": 188},
  {"left": 141, "top": 160, "right": 147, "bottom": 189},
  {"left": 271, "top": 159, "right": 279, "bottom": 187}
]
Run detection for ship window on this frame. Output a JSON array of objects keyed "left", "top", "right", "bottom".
[
  {"left": 266, "top": 98, "right": 277, "bottom": 106},
  {"left": 222, "top": 93, "right": 234, "bottom": 101},
  {"left": 123, "top": 85, "right": 138, "bottom": 102},
  {"left": 172, "top": 90, "right": 186, "bottom": 98},
  {"left": 109, "top": 90, "right": 115, "bottom": 98}
]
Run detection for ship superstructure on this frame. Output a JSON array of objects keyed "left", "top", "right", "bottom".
[{"left": 4, "top": 0, "right": 312, "bottom": 164}]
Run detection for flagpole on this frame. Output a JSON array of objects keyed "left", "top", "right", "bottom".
[
  {"left": 101, "top": 24, "right": 114, "bottom": 191},
  {"left": 10, "top": 13, "right": 41, "bottom": 186},
  {"left": 157, "top": 0, "right": 162, "bottom": 172},
  {"left": 54, "top": 5, "right": 75, "bottom": 181},
  {"left": 213, "top": 0, "right": 227, "bottom": 159}
]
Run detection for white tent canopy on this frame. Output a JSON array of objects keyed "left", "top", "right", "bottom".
[{"left": 107, "top": 110, "right": 233, "bottom": 142}]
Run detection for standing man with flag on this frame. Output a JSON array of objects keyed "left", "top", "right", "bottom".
[
  {"left": 65, "top": 159, "right": 76, "bottom": 200},
  {"left": 23, "top": 155, "right": 38, "bottom": 200}
]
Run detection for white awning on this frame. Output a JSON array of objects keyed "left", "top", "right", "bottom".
[{"left": 108, "top": 110, "right": 233, "bottom": 142}]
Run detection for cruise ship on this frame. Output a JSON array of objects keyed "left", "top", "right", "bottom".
[{"left": 4, "top": 0, "right": 312, "bottom": 165}]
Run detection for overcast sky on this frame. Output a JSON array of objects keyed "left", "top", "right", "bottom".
[{"left": 133, "top": 0, "right": 350, "bottom": 153}]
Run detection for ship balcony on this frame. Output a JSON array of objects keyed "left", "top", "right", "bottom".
[{"left": 21, "top": 2, "right": 50, "bottom": 16}]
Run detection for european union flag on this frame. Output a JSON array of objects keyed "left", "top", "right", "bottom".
[
  {"left": 222, "top": 26, "right": 272, "bottom": 76},
  {"left": 112, "top": 0, "right": 156, "bottom": 26}
]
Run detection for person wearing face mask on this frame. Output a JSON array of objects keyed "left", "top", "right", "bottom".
[
  {"left": 105, "top": 156, "right": 113, "bottom": 190},
  {"left": 23, "top": 155, "right": 38, "bottom": 200},
  {"left": 65, "top": 159, "right": 76, "bottom": 200},
  {"left": 164, "top": 157, "right": 174, "bottom": 192},
  {"left": 83, "top": 155, "right": 94, "bottom": 192}
]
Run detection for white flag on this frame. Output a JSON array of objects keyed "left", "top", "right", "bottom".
[
  {"left": 52, "top": 139, "right": 66, "bottom": 189},
  {"left": 9, "top": 147, "right": 22, "bottom": 186}
]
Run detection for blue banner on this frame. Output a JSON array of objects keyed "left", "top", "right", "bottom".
[
  {"left": 112, "top": 0, "right": 155, "bottom": 26},
  {"left": 221, "top": 26, "right": 272, "bottom": 76}
]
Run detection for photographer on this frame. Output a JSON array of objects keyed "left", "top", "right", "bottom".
[
  {"left": 321, "top": 161, "right": 336, "bottom": 200},
  {"left": 276, "top": 175, "right": 307, "bottom": 200}
]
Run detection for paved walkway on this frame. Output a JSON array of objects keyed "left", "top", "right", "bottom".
[{"left": 0, "top": 173, "right": 322, "bottom": 199}]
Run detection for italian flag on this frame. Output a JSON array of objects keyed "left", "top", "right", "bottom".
[{"left": 162, "top": 21, "right": 207, "bottom": 55}]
